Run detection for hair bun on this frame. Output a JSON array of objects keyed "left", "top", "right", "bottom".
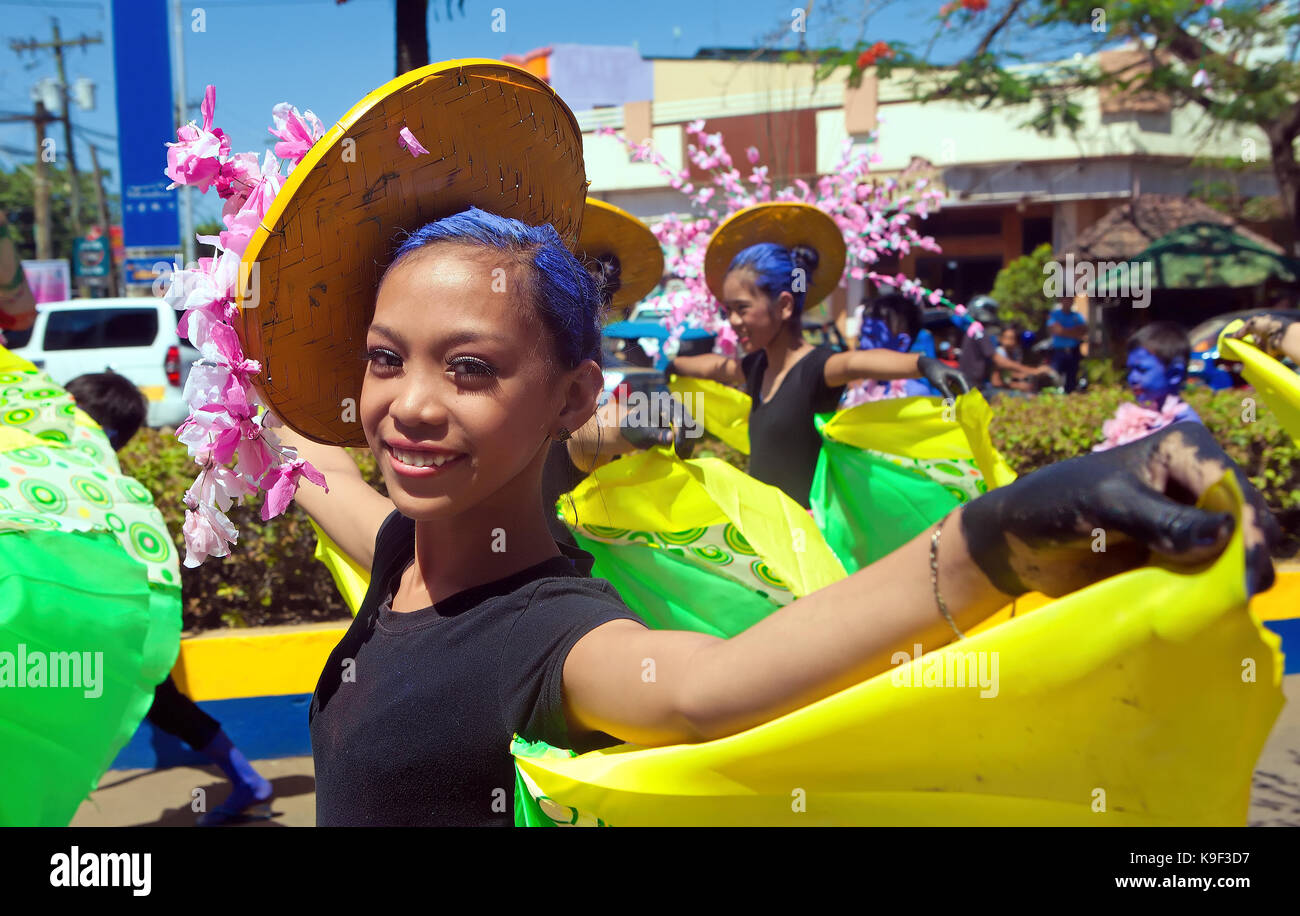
[
  {"left": 590, "top": 252, "right": 623, "bottom": 303},
  {"left": 790, "top": 244, "right": 820, "bottom": 278}
]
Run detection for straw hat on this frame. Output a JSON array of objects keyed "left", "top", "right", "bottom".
[
  {"left": 577, "top": 198, "right": 664, "bottom": 310},
  {"left": 703, "top": 202, "right": 847, "bottom": 310},
  {"left": 237, "top": 59, "right": 589, "bottom": 446}
]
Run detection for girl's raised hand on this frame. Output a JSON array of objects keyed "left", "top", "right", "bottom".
[{"left": 959, "top": 422, "right": 1279, "bottom": 599}]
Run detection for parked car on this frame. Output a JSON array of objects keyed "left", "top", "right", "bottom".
[
  {"left": 1186, "top": 308, "right": 1299, "bottom": 389},
  {"left": 9, "top": 297, "right": 200, "bottom": 427}
]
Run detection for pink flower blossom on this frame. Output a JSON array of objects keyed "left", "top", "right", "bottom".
[
  {"left": 1094, "top": 396, "right": 1188, "bottom": 451},
  {"left": 746, "top": 146, "right": 760, "bottom": 164},
  {"left": 269, "top": 102, "right": 325, "bottom": 164},
  {"left": 399, "top": 126, "right": 430, "bottom": 157},
  {"left": 259, "top": 458, "right": 327, "bottom": 520},
  {"left": 165, "top": 123, "right": 223, "bottom": 192},
  {"left": 181, "top": 501, "right": 238, "bottom": 567}
]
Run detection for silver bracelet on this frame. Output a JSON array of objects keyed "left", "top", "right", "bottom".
[{"left": 929, "top": 514, "right": 966, "bottom": 639}]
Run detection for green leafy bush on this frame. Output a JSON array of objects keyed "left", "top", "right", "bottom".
[
  {"left": 117, "top": 430, "right": 384, "bottom": 631},
  {"left": 990, "top": 243, "right": 1055, "bottom": 330},
  {"left": 988, "top": 386, "right": 1300, "bottom": 557}
]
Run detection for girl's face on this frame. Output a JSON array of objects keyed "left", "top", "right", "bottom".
[
  {"left": 361, "top": 243, "right": 597, "bottom": 521},
  {"left": 722, "top": 268, "right": 791, "bottom": 353},
  {"left": 999, "top": 328, "right": 1019, "bottom": 351},
  {"left": 1126, "top": 346, "right": 1183, "bottom": 406}
]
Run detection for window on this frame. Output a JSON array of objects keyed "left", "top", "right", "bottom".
[{"left": 43, "top": 308, "right": 159, "bottom": 351}]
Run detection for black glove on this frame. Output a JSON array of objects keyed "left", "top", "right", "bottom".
[
  {"left": 917, "top": 355, "right": 972, "bottom": 400},
  {"left": 619, "top": 389, "right": 696, "bottom": 460},
  {"left": 960, "top": 422, "right": 1279, "bottom": 599}
]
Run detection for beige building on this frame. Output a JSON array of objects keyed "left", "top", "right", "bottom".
[{"left": 527, "top": 45, "right": 1282, "bottom": 322}]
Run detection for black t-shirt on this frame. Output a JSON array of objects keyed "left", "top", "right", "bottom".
[
  {"left": 309, "top": 510, "right": 644, "bottom": 826},
  {"left": 742, "top": 345, "right": 844, "bottom": 508},
  {"left": 958, "top": 334, "right": 997, "bottom": 386}
]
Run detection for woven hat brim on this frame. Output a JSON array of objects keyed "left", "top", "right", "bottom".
[
  {"left": 237, "top": 59, "right": 589, "bottom": 446},
  {"left": 703, "top": 202, "right": 847, "bottom": 310},
  {"left": 577, "top": 199, "right": 664, "bottom": 310}
]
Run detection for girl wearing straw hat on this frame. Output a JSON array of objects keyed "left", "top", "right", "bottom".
[
  {"left": 217, "top": 62, "right": 1275, "bottom": 826},
  {"left": 665, "top": 203, "right": 971, "bottom": 508},
  {"left": 542, "top": 197, "right": 683, "bottom": 544}
]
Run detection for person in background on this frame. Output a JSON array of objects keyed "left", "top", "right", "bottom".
[
  {"left": 1233, "top": 312, "right": 1300, "bottom": 364},
  {"left": 990, "top": 324, "right": 1037, "bottom": 399},
  {"left": 0, "top": 211, "right": 36, "bottom": 346},
  {"left": 667, "top": 203, "right": 968, "bottom": 509},
  {"left": 1047, "top": 298, "right": 1087, "bottom": 393},
  {"left": 841, "top": 293, "right": 951, "bottom": 407},
  {"left": 958, "top": 303, "right": 1054, "bottom": 400},
  {"left": 65, "top": 372, "right": 274, "bottom": 826},
  {"left": 1094, "top": 322, "right": 1201, "bottom": 451}
]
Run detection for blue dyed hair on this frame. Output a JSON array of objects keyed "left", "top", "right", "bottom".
[
  {"left": 728, "top": 242, "right": 820, "bottom": 319},
  {"left": 384, "top": 207, "right": 603, "bottom": 371}
]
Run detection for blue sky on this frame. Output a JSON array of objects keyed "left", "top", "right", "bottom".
[{"left": 0, "top": 0, "right": 1088, "bottom": 224}]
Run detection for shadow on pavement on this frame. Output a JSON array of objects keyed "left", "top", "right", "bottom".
[{"left": 127, "top": 774, "right": 316, "bottom": 827}]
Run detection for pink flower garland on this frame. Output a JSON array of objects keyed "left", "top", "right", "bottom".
[
  {"left": 594, "top": 121, "right": 961, "bottom": 355},
  {"left": 163, "top": 85, "right": 331, "bottom": 567},
  {"left": 1093, "top": 396, "right": 1189, "bottom": 452}
]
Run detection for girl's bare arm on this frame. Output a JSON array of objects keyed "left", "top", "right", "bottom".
[
  {"left": 563, "top": 422, "right": 1279, "bottom": 747},
  {"left": 275, "top": 425, "right": 394, "bottom": 570},
  {"left": 668, "top": 353, "right": 745, "bottom": 387}
]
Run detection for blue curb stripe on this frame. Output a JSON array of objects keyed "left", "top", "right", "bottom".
[{"left": 111, "top": 693, "right": 313, "bottom": 770}]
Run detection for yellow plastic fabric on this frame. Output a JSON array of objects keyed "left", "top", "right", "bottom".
[
  {"left": 1218, "top": 319, "right": 1300, "bottom": 446},
  {"left": 518, "top": 473, "right": 1283, "bottom": 826},
  {"left": 668, "top": 375, "right": 751, "bottom": 455},
  {"left": 561, "top": 449, "right": 846, "bottom": 598},
  {"left": 311, "top": 520, "right": 368, "bottom": 616},
  {"left": 820, "top": 391, "right": 1018, "bottom": 489}
]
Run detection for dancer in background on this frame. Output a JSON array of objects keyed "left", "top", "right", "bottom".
[
  {"left": 67, "top": 372, "right": 273, "bottom": 826},
  {"left": 666, "top": 203, "right": 969, "bottom": 508}
]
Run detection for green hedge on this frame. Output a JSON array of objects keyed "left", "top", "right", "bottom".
[
  {"left": 119, "top": 384, "right": 1297, "bottom": 631},
  {"left": 117, "top": 434, "right": 384, "bottom": 631},
  {"left": 988, "top": 386, "right": 1300, "bottom": 556}
]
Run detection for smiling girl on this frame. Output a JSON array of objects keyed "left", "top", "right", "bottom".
[
  {"left": 665, "top": 203, "right": 970, "bottom": 508},
  {"left": 214, "top": 62, "right": 1278, "bottom": 827},
  {"left": 270, "top": 205, "right": 1279, "bottom": 826}
]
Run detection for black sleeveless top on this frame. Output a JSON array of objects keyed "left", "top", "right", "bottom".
[{"left": 742, "top": 346, "right": 844, "bottom": 508}]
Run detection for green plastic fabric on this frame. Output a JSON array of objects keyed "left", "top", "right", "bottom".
[
  {"left": 809, "top": 412, "right": 972, "bottom": 572},
  {"left": 0, "top": 349, "right": 182, "bottom": 825},
  {"left": 0, "top": 529, "right": 181, "bottom": 825}
]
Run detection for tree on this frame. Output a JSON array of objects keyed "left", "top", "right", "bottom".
[
  {"left": 806, "top": 1, "right": 1300, "bottom": 250},
  {"left": 0, "top": 164, "right": 119, "bottom": 262},
  {"left": 337, "top": 0, "right": 467, "bottom": 76},
  {"left": 990, "top": 242, "right": 1054, "bottom": 330}
]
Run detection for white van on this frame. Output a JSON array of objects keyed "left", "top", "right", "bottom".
[{"left": 8, "top": 297, "right": 201, "bottom": 428}]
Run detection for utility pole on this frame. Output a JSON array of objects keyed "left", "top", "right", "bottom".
[
  {"left": 8, "top": 20, "right": 103, "bottom": 240},
  {"left": 89, "top": 143, "right": 119, "bottom": 296},
  {"left": 33, "top": 101, "right": 53, "bottom": 260},
  {"left": 169, "top": 0, "right": 195, "bottom": 267}
]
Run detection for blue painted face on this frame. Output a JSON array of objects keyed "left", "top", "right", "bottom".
[
  {"left": 1126, "top": 346, "right": 1184, "bottom": 405},
  {"left": 860, "top": 316, "right": 912, "bottom": 353}
]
